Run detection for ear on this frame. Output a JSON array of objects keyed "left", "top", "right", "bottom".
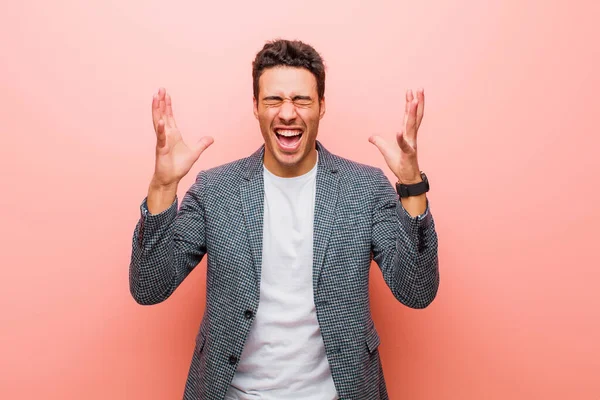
[
  {"left": 319, "top": 97, "right": 326, "bottom": 120},
  {"left": 253, "top": 97, "right": 259, "bottom": 120}
]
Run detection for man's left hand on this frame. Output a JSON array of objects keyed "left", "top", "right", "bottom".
[{"left": 369, "top": 88, "right": 425, "bottom": 184}]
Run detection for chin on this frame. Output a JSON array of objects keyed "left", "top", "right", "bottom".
[
  {"left": 271, "top": 144, "right": 304, "bottom": 165},
  {"left": 275, "top": 153, "right": 304, "bottom": 168}
]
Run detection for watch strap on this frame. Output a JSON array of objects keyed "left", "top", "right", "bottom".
[{"left": 396, "top": 172, "right": 429, "bottom": 198}]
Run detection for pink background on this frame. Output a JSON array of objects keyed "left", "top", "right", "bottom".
[{"left": 2, "top": 0, "right": 599, "bottom": 399}]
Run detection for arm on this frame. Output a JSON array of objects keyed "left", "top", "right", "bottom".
[
  {"left": 129, "top": 172, "right": 207, "bottom": 305},
  {"left": 369, "top": 87, "right": 439, "bottom": 308},
  {"left": 371, "top": 169, "right": 439, "bottom": 308},
  {"left": 129, "top": 87, "right": 214, "bottom": 305}
]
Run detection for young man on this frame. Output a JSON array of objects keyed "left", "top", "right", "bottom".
[{"left": 130, "top": 39, "right": 439, "bottom": 400}]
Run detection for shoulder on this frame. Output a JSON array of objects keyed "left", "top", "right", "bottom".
[
  {"left": 185, "top": 157, "right": 250, "bottom": 202},
  {"left": 323, "top": 148, "right": 396, "bottom": 201},
  {"left": 329, "top": 152, "right": 389, "bottom": 184},
  {"left": 196, "top": 156, "right": 250, "bottom": 184}
]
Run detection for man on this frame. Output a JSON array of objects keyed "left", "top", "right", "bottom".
[{"left": 129, "top": 39, "right": 439, "bottom": 400}]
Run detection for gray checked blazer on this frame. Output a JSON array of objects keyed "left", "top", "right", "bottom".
[{"left": 129, "top": 141, "right": 439, "bottom": 400}]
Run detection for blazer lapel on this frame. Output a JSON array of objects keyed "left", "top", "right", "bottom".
[
  {"left": 239, "top": 141, "right": 340, "bottom": 294},
  {"left": 240, "top": 146, "right": 266, "bottom": 291},
  {"left": 312, "top": 141, "right": 340, "bottom": 294}
]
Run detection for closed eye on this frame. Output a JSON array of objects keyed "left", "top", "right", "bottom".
[
  {"left": 262, "top": 95, "right": 314, "bottom": 107},
  {"left": 263, "top": 96, "right": 283, "bottom": 106}
]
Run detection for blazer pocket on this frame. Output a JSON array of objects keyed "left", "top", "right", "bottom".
[{"left": 366, "top": 324, "right": 381, "bottom": 354}]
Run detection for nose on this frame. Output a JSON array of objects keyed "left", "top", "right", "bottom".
[{"left": 277, "top": 99, "right": 297, "bottom": 123}]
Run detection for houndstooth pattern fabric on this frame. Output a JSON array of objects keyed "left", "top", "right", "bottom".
[{"left": 129, "top": 141, "right": 439, "bottom": 400}]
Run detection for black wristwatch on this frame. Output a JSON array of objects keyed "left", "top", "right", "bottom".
[{"left": 396, "top": 172, "right": 429, "bottom": 198}]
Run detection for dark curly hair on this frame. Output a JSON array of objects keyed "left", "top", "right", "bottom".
[{"left": 252, "top": 39, "right": 326, "bottom": 101}]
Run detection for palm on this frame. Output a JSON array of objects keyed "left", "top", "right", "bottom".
[
  {"left": 151, "top": 88, "right": 213, "bottom": 186},
  {"left": 369, "top": 89, "right": 424, "bottom": 184}
]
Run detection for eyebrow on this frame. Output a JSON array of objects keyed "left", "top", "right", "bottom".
[{"left": 262, "top": 95, "right": 313, "bottom": 101}]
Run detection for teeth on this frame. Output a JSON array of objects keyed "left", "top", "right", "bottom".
[{"left": 276, "top": 129, "right": 302, "bottom": 137}]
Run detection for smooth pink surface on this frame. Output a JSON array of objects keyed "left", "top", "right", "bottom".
[{"left": 2, "top": 1, "right": 599, "bottom": 399}]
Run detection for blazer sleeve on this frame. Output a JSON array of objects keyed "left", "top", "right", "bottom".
[
  {"left": 129, "top": 172, "right": 208, "bottom": 305},
  {"left": 370, "top": 168, "right": 440, "bottom": 309}
]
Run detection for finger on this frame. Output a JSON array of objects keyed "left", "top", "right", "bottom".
[
  {"left": 191, "top": 136, "right": 215, "bottom": 160},
  {"left": 396, "top": 130, "right": 414, "bottom": 154},
  {"left": 368, "top": 135, "right": 395, "bottom": 161},
  {"left": 416, "top": 88, "right": 425, "bottom": 130},
  {"left": 157, "top": 87, "right": 167, "bottom": 119},
  {"left": 405, "top": 96, "right": 418, "bottom": 142},
  {"left": 152, "top": 92, "right": 159, "bottom": 109},
  {"left": 152, "top": 94, "right": 161, "bottom": 130},
  {"left": 165, "top": 94, "right": 173, "bottom": 117},
  {"left": 165, "top": 93, "right": 176, "bottom": 127},
  {"left": 159, "top": 97, "right": 166, "bottom": 116},
  {"left": 403, "top": 89, "right": 411, "bottom": 127},
  {"left": 156, "top": 119, "right": 167, "bottom": 148}
]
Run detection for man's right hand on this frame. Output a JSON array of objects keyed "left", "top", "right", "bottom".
[{"left": 147, "top": 88, "right": 214, "bottom": 214}]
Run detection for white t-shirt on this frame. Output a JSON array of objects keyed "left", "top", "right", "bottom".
[{"left": 226, "top": 157, "right": 338, "bottom": 399}]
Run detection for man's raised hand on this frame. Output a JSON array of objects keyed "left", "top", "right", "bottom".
[
  {"left": 369, "top": 88, "right": 425, "bottom": 184},
  {"left": 151, "top": 87, "right": 214, "bottom": 188},
  {"left": 146, "top": 88, "right": 213, "bottom": 214}
]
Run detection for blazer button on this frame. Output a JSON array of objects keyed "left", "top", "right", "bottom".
[
  {"left": 244, "top": 310, "right": 254, "bottom": 319},
  {"left": 229, "top": 355, "right": 238, "bottom": 365}
]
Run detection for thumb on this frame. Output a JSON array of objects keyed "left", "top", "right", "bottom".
[
  {"left": 191, "top": 136, "right": 214, "bottom": 160},
  {"left": 369, "top": 135, "right": 393, "bottom": 161}
]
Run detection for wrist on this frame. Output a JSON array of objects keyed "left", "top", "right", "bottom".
[
  {"left": 396, "top": 175, "right": 423, "bottom": 185},
  {"left": 149, "top": 177, "right": 179, "bottom": 193},
  {"left": 395, "top": 172, "right": 423, "bottom": 185},
  {"left": 147, "top": 178, "right": 179, "bottom": 215},
  {"left": 393, "top": 164, "right": 422, "bottom": 184}
]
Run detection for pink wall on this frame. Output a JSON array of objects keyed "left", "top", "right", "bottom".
[{"left": 2, "top": 0, "right": 599, "bottom": 398}]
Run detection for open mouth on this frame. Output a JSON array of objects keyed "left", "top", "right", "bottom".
[{"left": 275, "top": 128, "right": 304, "bottom": 149}]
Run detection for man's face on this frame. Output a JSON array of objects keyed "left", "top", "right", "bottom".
[{"left": 253, "top": 66, "right": 326, "bottom": 177}]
